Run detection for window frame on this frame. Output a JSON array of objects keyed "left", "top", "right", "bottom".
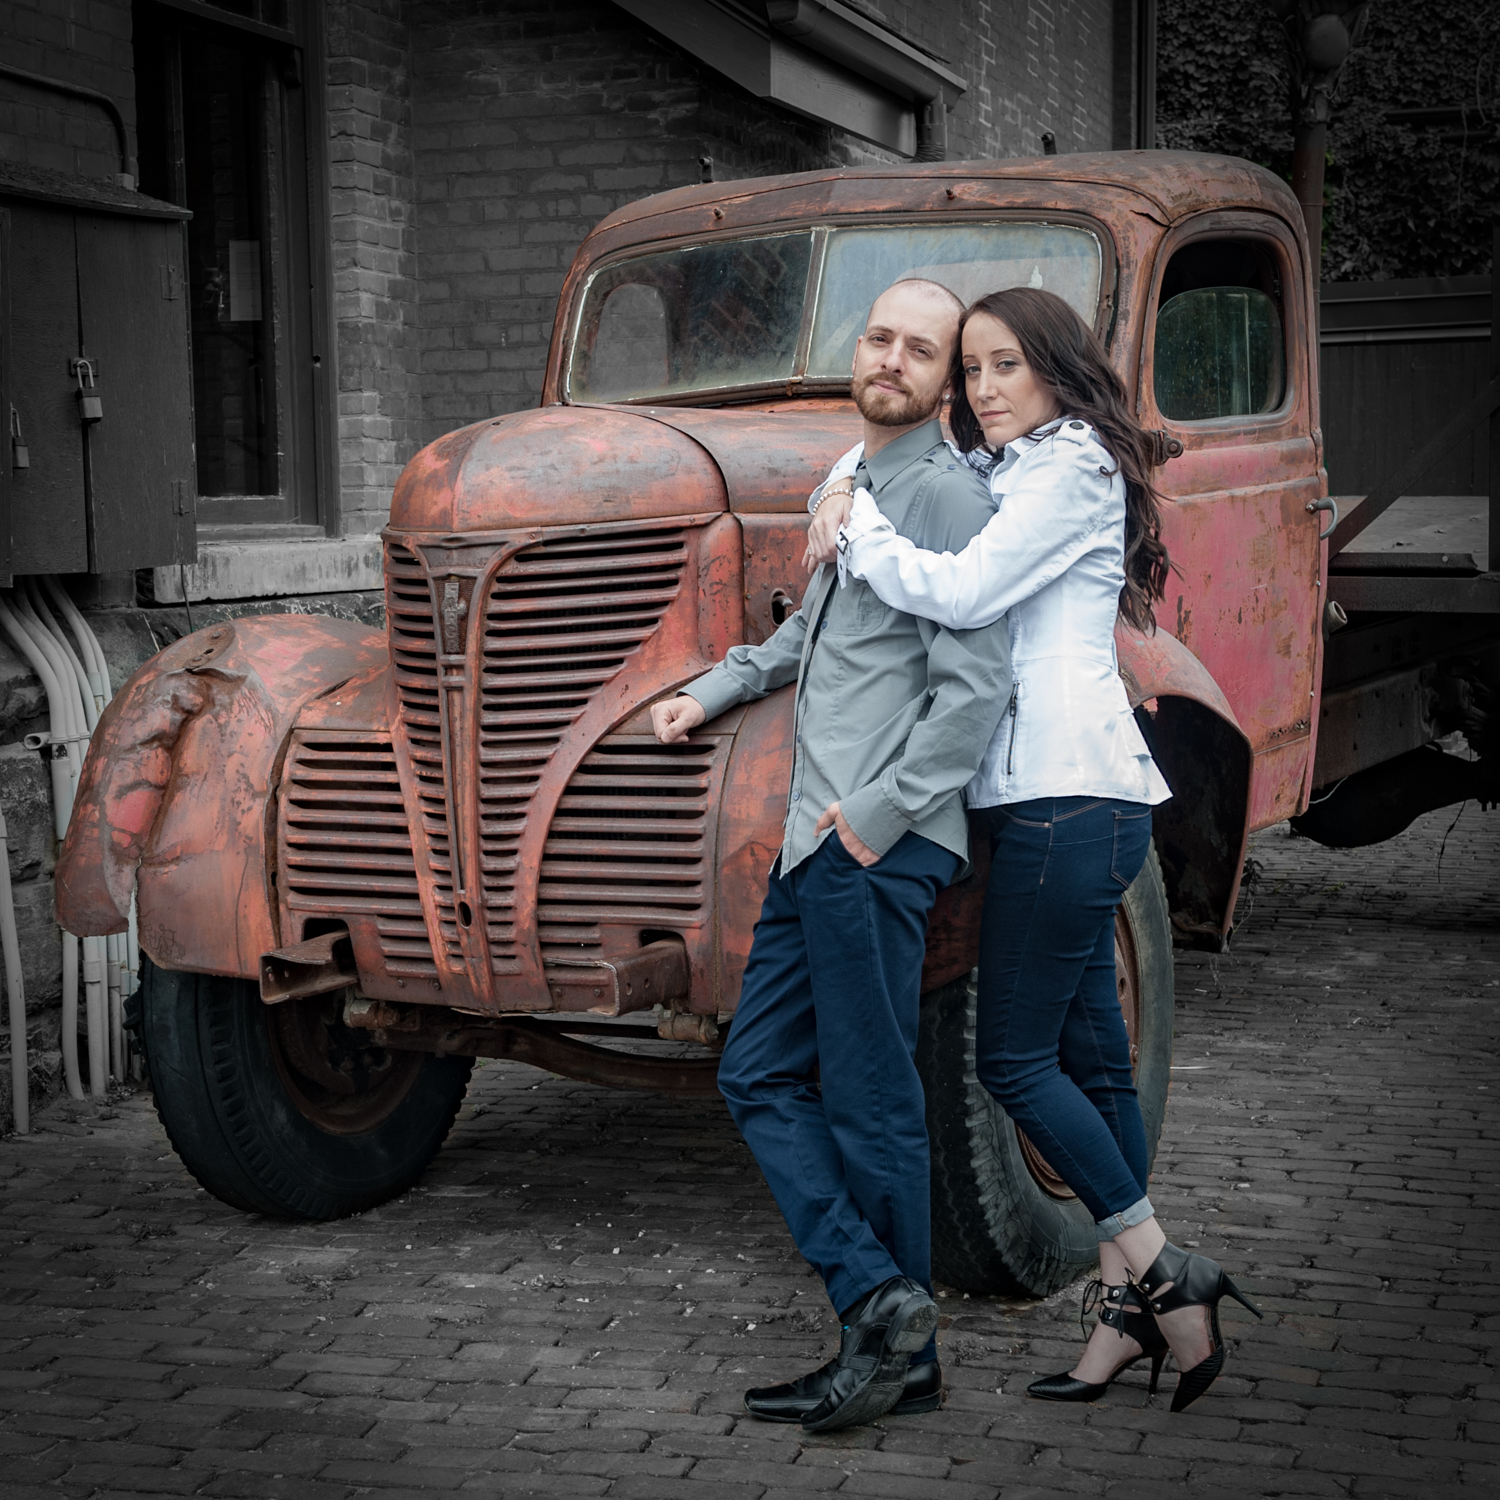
[
  {"left": 561, "top": 209, "right": 1117, "bottom": 408},
  {"left": 1138, "top": 212, "right": 1309, "bottom": 446},
  {"left": 133, "top": 0, "right": 336, "bottom": 535}
]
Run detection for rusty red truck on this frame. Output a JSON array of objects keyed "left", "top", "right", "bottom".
[{"left": 57, "top": 152, "right": 1499, "bottom": 1296}]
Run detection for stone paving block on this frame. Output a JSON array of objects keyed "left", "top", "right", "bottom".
[{"left": 0, "top": 810, "right": 1496, "bottom": 1495}]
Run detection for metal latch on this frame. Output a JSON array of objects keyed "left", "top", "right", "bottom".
[
  {"left": 1146, "top": 429, "right": 1184, "bottom": 466},
  {"left": 9, "top": 407, "right": 27, "bottom": 469}
]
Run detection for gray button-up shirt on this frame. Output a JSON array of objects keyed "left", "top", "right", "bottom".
[{"left": 684, "top": 420, "right": 1013, "bottom": 878}]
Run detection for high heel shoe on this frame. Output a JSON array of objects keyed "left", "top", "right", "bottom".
[
  {"left": 1026, "top": 1279, "right": 1169, "bottom": 1402},
  {"left": 1131, "top": 1241, "right": 1263, "bottom": 1413}
]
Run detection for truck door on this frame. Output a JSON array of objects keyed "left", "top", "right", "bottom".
[{"left": 1140, "top": 214, "right": 1325, "bottom": 830}]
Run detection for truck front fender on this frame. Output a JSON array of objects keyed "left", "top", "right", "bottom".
[
  {"left": 57, "top": 616, "right": 387, "bottom": 977},
  {"left": 1115, "top": 622, "right": 1253, "bottom": 946}
]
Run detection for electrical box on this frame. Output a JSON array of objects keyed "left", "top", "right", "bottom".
[{"left": 0, "top": 162, "right": 195, "bottom": 587}]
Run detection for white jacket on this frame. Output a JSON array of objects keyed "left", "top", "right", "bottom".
[{"left": 827, "top": 420, "right": 1171, "bottom": 811}]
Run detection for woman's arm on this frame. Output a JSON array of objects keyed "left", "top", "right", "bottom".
[{"left": 841, "top": 429, "right": 1116, "bottom": 631}]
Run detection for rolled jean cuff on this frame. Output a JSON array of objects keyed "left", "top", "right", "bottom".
[{"left": 1095, "top": 1195, "right": 1155, "bottom": 1242}]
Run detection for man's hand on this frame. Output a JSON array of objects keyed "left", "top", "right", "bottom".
[
  {"left": 815, "top": 801, "right": 880, "bottom": 867},
  {"left": 651, "top": 695, "right": 707, "bottom": 744},
  {"left": 803, "top": 490, "right": 855, "bottom": 572}
]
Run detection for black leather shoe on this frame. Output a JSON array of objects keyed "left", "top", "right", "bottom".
[
  {"left": 744, "top": 1357, "right": 942, "bottom": 1422},
  {"left": 799, "top": 1277, "right": 939, "bottom": 1433}
]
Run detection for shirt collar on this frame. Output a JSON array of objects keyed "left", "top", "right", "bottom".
[{"left": 860, "top": 419, "right": 945, "bottom": 491}]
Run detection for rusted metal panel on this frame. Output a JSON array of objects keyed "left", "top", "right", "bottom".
[
  {"left": 740, "top": 514, "right": 815, "bottom": 645},
  {"left": 390, "top": 405, "right": 728, "bottom": 533},
  {"left": 1311, "top": 665, "right": 1438, "bottom": 785},
  {"left": 259, "top": 931, "right": 358, "bottom": 1003},
  {"left": 56, "top": 616, "right": 387, "bottom": 977},
  {"left": 543, "top": 939, "right": 690, "bottom": 1015},
  {"left": 1135, "top": 208, "right": 1325, "bottom": 833}
]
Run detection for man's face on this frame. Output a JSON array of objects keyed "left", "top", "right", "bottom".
[{"left": 851, "top": 285, "right": 958, "bottom": 428}]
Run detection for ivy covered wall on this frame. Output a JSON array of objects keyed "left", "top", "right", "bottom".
[{"left": 1156, "top": 0, "right": 1496, "bottom": 281}]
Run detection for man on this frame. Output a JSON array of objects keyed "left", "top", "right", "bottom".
[{"left": 650, "top": 279, "right": 1013, "bottom": 1432}]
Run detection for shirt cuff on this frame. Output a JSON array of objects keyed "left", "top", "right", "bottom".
[
  {"left": 838, "top": 780, "right": 911, "bottom": 859},
  {"left": 680, "top": 668, "right": 744, "bottom": 723}
]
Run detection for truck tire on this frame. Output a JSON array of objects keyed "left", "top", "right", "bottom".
[
  {"left": 918, "top": 845, "right": 1174, "bottom": 1297},
  {"left": 137, "top": 958, "right": 473, "bottom": 1220}
]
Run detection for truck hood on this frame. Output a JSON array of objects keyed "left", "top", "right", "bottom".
[{"left": 389, "top": 402, "right": 863, "bottom": 532}]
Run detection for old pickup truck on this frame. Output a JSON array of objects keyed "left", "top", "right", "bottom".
[{"left": 57, "top": 152, "right": 1499, "bottom": 1297}]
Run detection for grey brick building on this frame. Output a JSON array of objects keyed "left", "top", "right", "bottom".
[{"left": 0, "top": 0, "right": 1154, "bottom": 1117}]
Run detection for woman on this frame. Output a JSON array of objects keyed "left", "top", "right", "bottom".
[{"left": 805, "top": 287, "right": 1260, "bottom": 1411}]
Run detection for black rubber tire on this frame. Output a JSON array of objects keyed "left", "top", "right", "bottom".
[
  {"left": 918, "top": 845, "right": 1175, "bottom": 1298},
  {"left": 138, "top": 958, "right": 473, "bottom": 1220}
]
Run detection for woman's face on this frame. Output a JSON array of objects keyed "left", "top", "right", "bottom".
[{"left": 960, "top": 312, "right": 1064, "bottom": 449}]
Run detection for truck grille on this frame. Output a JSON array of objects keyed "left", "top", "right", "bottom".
[
  {"left": 478, "top": 531, "right": 688, "bottom": 968},
  {"left": 538, "top": 733, "right": 725, "bottom": 954},
  {"left": 279, "top": 732, "right": 436, "bottom": 974},
  {"left": 386, "top": 528, "right": 690, "bottom": 980}
]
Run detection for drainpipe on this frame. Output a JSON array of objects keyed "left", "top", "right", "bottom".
[
  {"left": 1271, "top": 2, "right": 1370, "bottom": 279},
  {"left": 0, "top": 63, "right": 136, "bottom": 189}
]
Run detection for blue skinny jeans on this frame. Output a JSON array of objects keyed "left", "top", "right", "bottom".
[{"left": 974, "top": 796, "right": 1156, "bottom": 1235}]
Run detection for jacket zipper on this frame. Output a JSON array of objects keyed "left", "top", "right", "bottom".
[{"left": 1005, "top": 683, "right": 1019, "bottom": 777}]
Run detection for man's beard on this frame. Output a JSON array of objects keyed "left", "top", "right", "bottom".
[{"left": 853, "top": 371, "right": 940, "bottom": 427}]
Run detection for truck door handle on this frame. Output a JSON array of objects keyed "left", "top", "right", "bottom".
[{"left": 1306, "top": 497, "right": 1338, "bottom": 541}]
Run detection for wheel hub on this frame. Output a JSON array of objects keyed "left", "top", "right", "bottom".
[{"left": 266, "top": 991, "right": 425, "bottom": 1136}]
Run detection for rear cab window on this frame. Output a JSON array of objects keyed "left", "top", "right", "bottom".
[{"left": 1153, "top": 238, "right": 1288, "bottom": 423}]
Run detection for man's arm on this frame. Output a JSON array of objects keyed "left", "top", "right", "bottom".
[
  {"left": 651, "top": 571, "right": 821, "bottom": 743},
  {"left": 836, "top": 614, "right": 1012, "bottom": 856}
]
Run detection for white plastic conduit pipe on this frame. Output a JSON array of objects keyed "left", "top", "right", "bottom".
[
  {"left": 5, "top": 592, "right": 101, "bottom": 1098},
  {"left": 0, "top": 595, "right": 84, "bottom": 1106},
  {"left": 15, "top": 586, "right": 108, "bottom": 1097},
  {"left": 38, "top": 581, "right": 137, "bottom": 1078},
  {"left": 0, "top": 808, "right": 27, "bottom": 1133},
  {"left": 47, "top": 582, "right": 129, "bottom": 1082},
  {"left": 24, "top": 583, "right": 120, "bottom": 1082}
]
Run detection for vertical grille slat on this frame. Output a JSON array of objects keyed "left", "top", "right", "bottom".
[
  {"left": 281, "top": 733, "right": 437, "bottom": 976},
  {"left": 387, "top": 543, "right": 465, "bottom": 968}
]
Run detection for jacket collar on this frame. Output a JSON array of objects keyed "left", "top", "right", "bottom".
[{"left": 861, "top": 419, "right": 944, "bottom": 491}]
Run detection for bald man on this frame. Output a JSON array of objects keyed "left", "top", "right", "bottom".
[{"left": 651, "top": 280, "right": 1014, "bottom": 1431}]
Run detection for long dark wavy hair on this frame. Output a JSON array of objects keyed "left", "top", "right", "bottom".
[{"left": 949, "top": 287, "right": 1170, "bottom": 633}]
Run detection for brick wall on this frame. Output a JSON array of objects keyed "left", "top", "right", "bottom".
[
  {"left": 811, "top": 0, "right": 1120, "bottom": 159},
  {"left": 325, "top": 0, "right": 423, "bottom": 536},
  {"left": 405, "top": 0, "right": 898, "bottom": 446},
  {"left": 400, "top": 0, "right": 1125, "bottom": 448},
  {"left": 0, "top": 0, "right": 136, "bottom": 180}
]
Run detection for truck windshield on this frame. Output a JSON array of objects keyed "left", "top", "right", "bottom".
[{"left": 568, "top": 222, "right": 1103, "bottom": 404}]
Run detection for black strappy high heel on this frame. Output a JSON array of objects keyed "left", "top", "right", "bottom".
[
  {"left": 1132, "top": 1241, "right": 1264, "bottom": 1413},
  {"left": 1027, "top": 1279, "right": 1169, "bottom": 1403}
]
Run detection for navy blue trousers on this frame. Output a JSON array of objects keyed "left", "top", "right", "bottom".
[
  {"left": 973, "top": 797, "right": 1155, "bottom": 1226},
  {"left": 718, "top": 831, "right": 958, "bottom": 1348}
]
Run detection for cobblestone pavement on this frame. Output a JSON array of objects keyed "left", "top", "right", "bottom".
[{"left": 2, "top": 807, "right": 1498, "bottom": 1499}]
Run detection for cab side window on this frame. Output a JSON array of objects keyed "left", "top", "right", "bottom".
[{"left": 1153, "top": 240, "right": 1287, "bottom": 422}]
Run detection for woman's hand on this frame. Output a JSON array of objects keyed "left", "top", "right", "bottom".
[
  {"left": 650, "top": 695, "right": 706, "bottom": 744},
  {"left": 803, "top": 490, "right": 855, "bottom": 572},
  {"left": 815, "top": 801, "right": 880, "bottom": 867}
]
